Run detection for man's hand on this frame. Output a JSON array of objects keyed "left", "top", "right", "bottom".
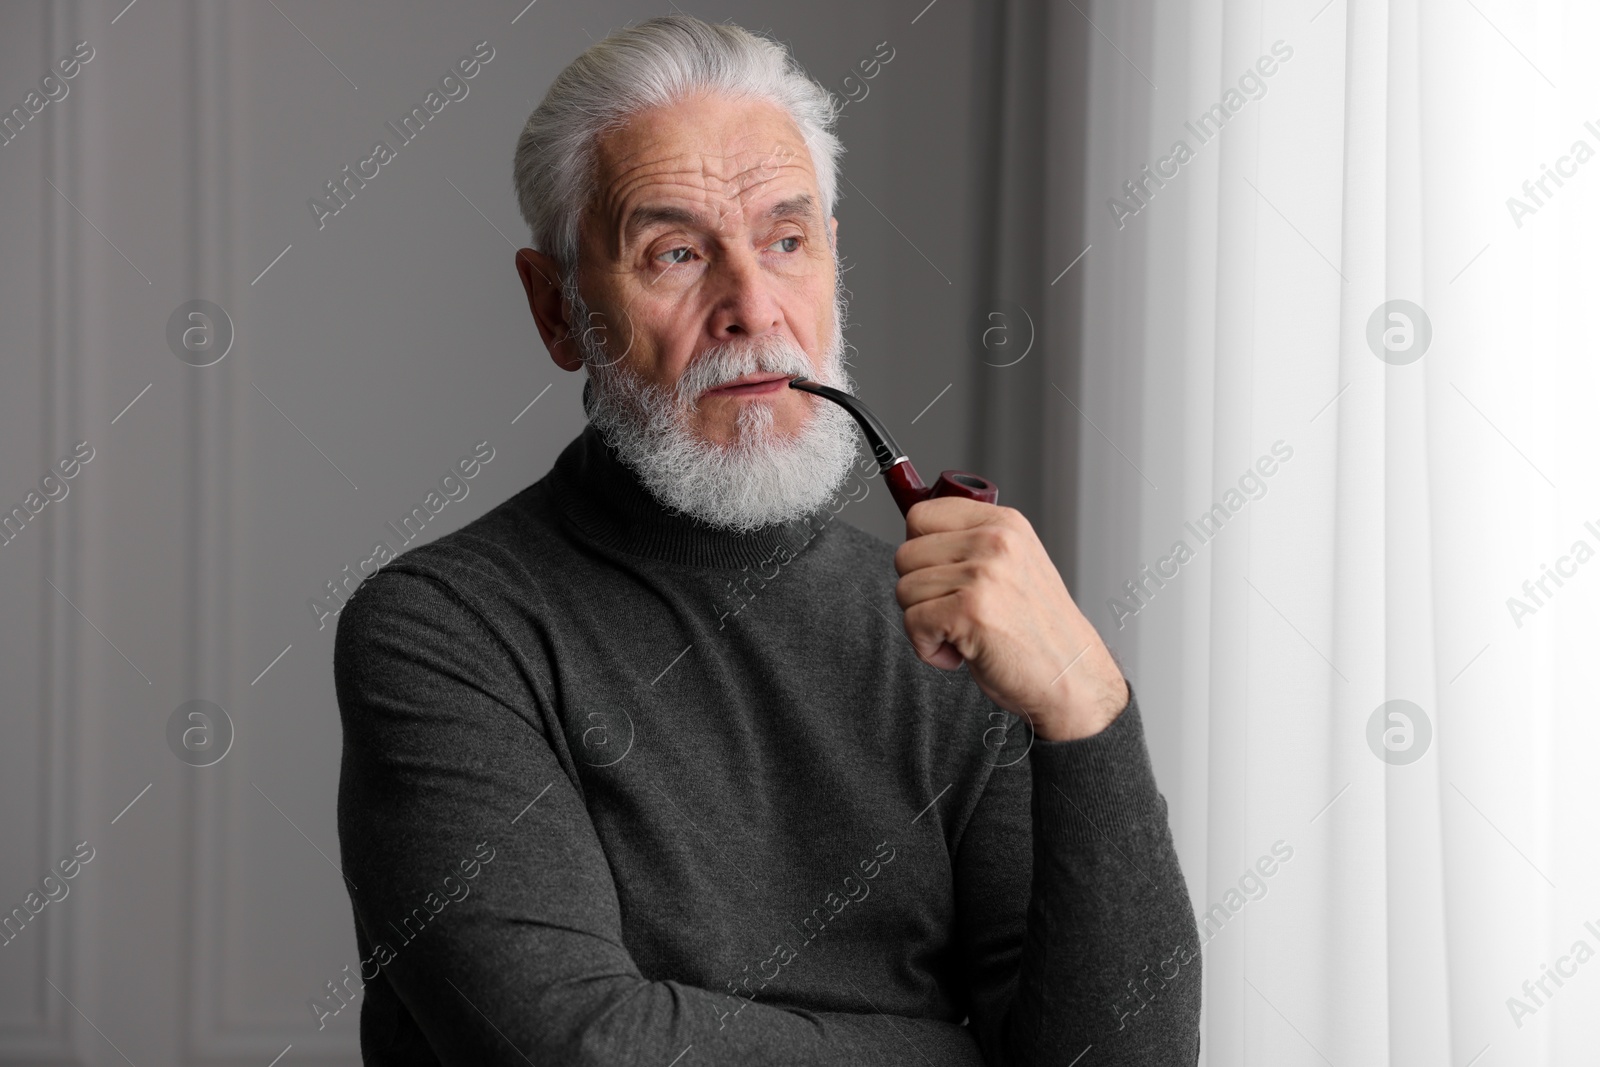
[{"left": 893, "top": 498, "right": 1128, "bottom": 742}]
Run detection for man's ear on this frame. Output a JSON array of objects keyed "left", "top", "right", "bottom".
[
  {"left": 828, "top": 215, "right": 838, "bottom": 252},
  {"left": 516, "top": 248, "right": 584, "bottom": 372}
]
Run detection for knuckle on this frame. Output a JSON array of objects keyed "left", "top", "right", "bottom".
[{"left": 978, "top": 524, "right": 1010, "bottom": 555}]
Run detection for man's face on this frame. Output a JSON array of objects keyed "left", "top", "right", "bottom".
[
  {"left": 572, "top": 90, "right": 841, "bottom": 446},
  {"left": 516, "top": 90, "right": 861, "bottom": 532}
]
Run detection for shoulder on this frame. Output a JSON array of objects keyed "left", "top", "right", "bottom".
[
  {"left": 399, "top": 479, "right": 556, "bottom": 578},
  {"left": 375, "top": 475, "right": 564, "bottom": 588},
  {"left": 333, "top": 480, "right": 558, "bottom": 661}
]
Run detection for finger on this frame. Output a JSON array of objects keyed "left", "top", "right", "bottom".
[
  {"left": 926, "top": 640, "right": 965, "bottom": 670},
  {"left": 902, "top": 592, "right": 977, "bottom": 667},
  {"left": 904, "top": 496, "right": 1012, "bottom": 538},
  {"left": 894, "top": 562, "right": 983, "bottom": 610},
  {"left": 893, "top": 524, "right": 1007, "bottom": 575}
]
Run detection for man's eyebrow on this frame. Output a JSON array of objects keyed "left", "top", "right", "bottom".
[
  {"left": 624, "top": 204, "right": 709, "bottom": 238},
  {"left": 622, "top": 194, "right": 819, "bottom": 241},
  {"left": 762, "top": 194, "right": 818, "bottom": 224}
]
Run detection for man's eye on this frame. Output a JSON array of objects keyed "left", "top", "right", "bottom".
[
  {"left": 658, "top": 247, "right": 697, "bottom": 265},
  {"left": 771, "top": 236, "right": 801, "bottom": 253}
]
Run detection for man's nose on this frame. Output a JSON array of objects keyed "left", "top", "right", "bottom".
[{"left": 706, "top": 244, "right": 782, "bottom": 340}]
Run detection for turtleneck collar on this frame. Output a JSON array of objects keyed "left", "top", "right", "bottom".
[{"left": 546, "top": 422, "right": 833, "bottom": 570}]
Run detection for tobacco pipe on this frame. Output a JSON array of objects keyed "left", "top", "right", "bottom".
[
  {"left": 790, "top": 377, "right": 999, "bottom": 670},
  {"left": 788, "top": 378, "right": 999, "bottom": 516}
]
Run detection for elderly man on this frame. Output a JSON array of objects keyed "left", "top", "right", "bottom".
[{"left": 333, "top": 14, "right": 1200, "bottom": 1066}]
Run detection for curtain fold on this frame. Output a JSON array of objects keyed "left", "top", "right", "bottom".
[{"left": 972, "top": 0, "right": 1053, "bottom": 539}]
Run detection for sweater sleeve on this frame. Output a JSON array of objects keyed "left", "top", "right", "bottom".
[
  {"left": 333, "top": 567, "right": 987, "bottom": 1067},
  {"left": 951, "top": 688, "right": 1202, "bottom": 1066}
]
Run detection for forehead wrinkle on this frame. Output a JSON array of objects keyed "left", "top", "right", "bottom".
[
  {"left": 588, "top": 94, "right": 816, "bottom": 245},
  {"left": 611, "top": 151, "right": 774, "bottom": 211},
  {"left": 606, "top": 157, "right": 817, "bottom": 257},
  {"left": 597, "top": 114, "right": 811, "bottom": 212}
]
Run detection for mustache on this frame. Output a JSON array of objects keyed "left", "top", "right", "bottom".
[
  {"left": 574, "top": 277, "right": 852, "bottom": 423},
  {"left": 674, "top": 335, "right": 820, "bottom": 405}
]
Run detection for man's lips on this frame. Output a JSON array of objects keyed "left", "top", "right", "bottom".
[{"left": 701, "top": 373, "right": 795, "bottom": 398}]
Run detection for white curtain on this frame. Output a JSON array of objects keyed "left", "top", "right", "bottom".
[{"left": 1060, "top": 0, "right": 1600, "bottom": 1062}]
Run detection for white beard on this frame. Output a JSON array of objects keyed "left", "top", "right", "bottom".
[{"left": 572, "top": 286, "right": 862, "bottom": 533}]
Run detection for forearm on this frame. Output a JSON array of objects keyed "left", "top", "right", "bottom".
[
  {"left": 811, "top": 1010, "right": 984, "bottom": 1066},
  {"left": 1001, "top": 695, "right": 1201, "bottom": 1066},
  {"left": 359, "top": 901, "right": 986, "bottom": 1066},
  {"left": 521, "top": 981, "right": 986, "bottom": 1067}
]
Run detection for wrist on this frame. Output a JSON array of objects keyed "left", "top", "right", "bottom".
[{"left": 1032, "top": 677, "right": 1129, "bottom": 742}]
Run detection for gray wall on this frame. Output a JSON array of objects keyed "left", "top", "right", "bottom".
[{"left": 0, "top": 0, "right": 1044, "bottom": 1062}]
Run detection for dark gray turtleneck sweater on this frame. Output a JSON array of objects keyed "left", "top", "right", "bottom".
[{"left": 332, "top": 423, "right": 1201, "bottom": 1065}]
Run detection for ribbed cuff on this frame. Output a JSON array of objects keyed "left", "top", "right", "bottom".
[{"left": 1030, "top": 685, "right": 1166, "bottom": 847}]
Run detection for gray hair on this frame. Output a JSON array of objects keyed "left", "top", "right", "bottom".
[{"left": 511, "top": 14, "right": 844, "bottom": 287}]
